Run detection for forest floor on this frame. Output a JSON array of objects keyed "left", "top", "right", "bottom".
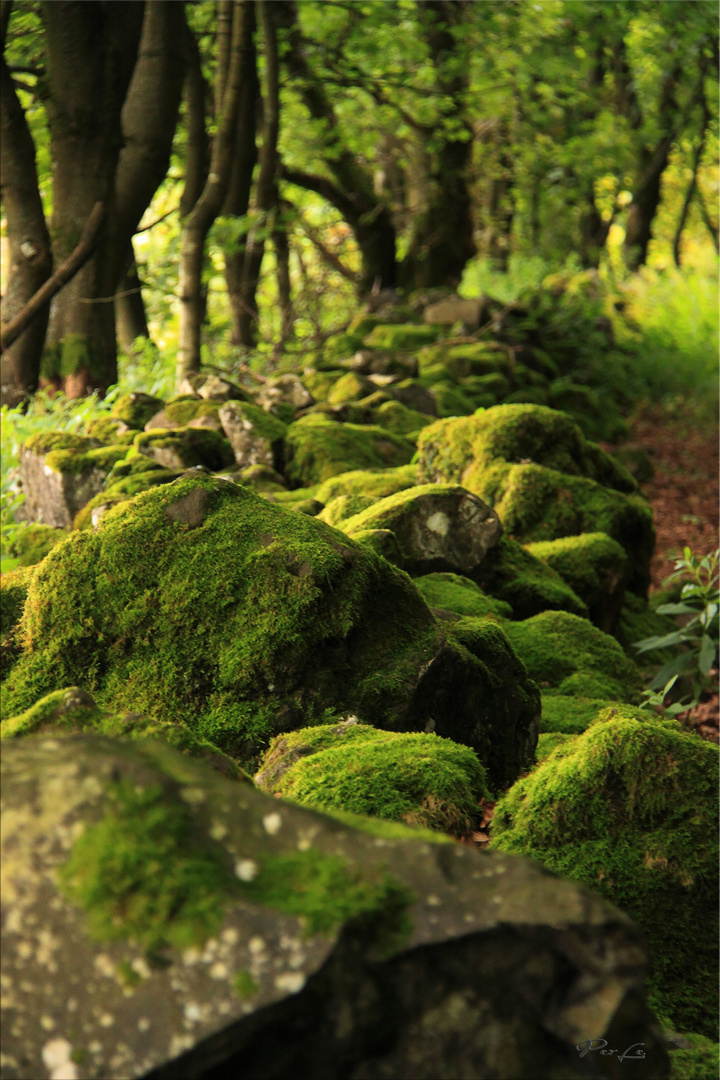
[{"left": 625, "top": 401, "right": 719, "bottom": 744}]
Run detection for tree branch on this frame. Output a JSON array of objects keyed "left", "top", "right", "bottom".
[{"left": 0, "top": 202, "right": 105, "bottom": 353}]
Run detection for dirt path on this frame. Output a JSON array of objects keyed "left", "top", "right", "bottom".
[{"left": 624, "top": 403, "right": 719, "bottom": 742}]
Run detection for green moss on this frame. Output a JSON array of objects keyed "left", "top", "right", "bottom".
[
  {"left": 414, "top": 572, "right": 513, "bottom": 620},
  {"left": 258, "top": 723, "right": 489, "bottom": 834},
  {"left": 317, "top": 495, "right": 378, "bottom": 528},
  {"left": 430, "top": 382, "right": 476, "bottom": 418},
  {"left": 0, "top": 477, "right": 443, "bottom": 762},
  {"left": 57, "top": 778, "right": 238, "bottom": 955},
  {"left": 44, "top": 444, "right": 128, "bottom": 476},
  {"left": 58, "top": 333, "right": 103, "bottom": 380},
  {"left": 315, "top": 464, "right": 418, "bottom": 503},
  {"left": 472, "top": 536, "right": 588, "bottom": 620},
  {"left": 547, "top": 380, "right": 628, "bottom": 443},
  {"left": 8, "top": 524, "right": 68, "bottom": 567},
  {"left": 374, "top": 399, "right": 434, "bottom": 437},
  {"left": 539, "top": 693, "right": 629, "bottom": 734},
  {"left": 327, "top": 371, "right": 375, "bottom": 404},
  {"left": 221, "top": 400, "right": 287, "bottom": 443},
  {"left": 154, "top": 397, "right": 223, "bottom": 428},
  {"left": 111, "top": 392, "right": 166, "bottom": 430},
  {"left": 133, "top": 428, "right": 235, "bottom": 471},
  {"left": 284, "top": 416, "right": 414, "bottom": 487},
  {"left": 616, "top": 591, "right": 678, "bottom": 665},
  {"left": 233, "top": 970, "right": 259, "bottom": 1000},
  {"left": 419, "top": 342, "right": 512, "bottom": 381},
  {"left": 73, "top": 493, "right": 132, "bottom": 531},
  {"left": 24, "top": 431, "right": 96, "bottom": 456},
  {"left": 668, "top": 1032, "right": 719, "bottom": 1080},
  {"left": 491, "top": 716, "right": 719, "bottom": 1038},
  {"left": 524, "top": 532, "right": 628, "bottom": 629},
  {"left": 459, "top": 373, "right": 511, "bottom": 402},
  {"left": 84, "top": 418, "right": 134, "bottom": 444},
  {"left": 535, "top": 732, "right": 577, "bottom": 762},
  {"left": 504, "top": 610, "right": 644, "bottom": 702},
  {"left": 322, "top": 331, "right": 364, "bottom": 363},
  {"left": 363, "top": 324, "right": 441, "bottom": 351},
  {"left": 0, "top": 565, "right": 34, "bottom": 680},
  {"left": 301, "top": 369, "right": 344, "bottom": 402}
]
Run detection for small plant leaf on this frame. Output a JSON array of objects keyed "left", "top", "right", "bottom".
[
  {"left": 698, "top": 635, "right": 716, "bottom": 677},
  {"left": 648, "top": 652, "right": 693, "bottom": 691},
  {"left": 654, "top": 602, "right": 697, "bottom": 616}
]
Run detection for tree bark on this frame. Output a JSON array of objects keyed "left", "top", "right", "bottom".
[
  {"left": 179, "top": 20, "right": 211, "bottom": 219},
  {"left": 42, "top": 0, "right": 144, "bottom": 397},
  {"left": 115, "top": 242, "right": 150, "bottom": 353},
  {"left": 1, "top": 202, "right": 105, "bottom": 354},
  {"left": 177, "top": 0, "right": 249, "bottom": 384},
  {"left": 0, "top": 48, "right": 53, "bottom": 404},
  {"left": 673, "top": 89, "right": 711, "bottom": 267}
]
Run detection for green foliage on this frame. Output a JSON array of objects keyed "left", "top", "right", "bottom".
[
  {"left": 668, "top": 1032, "right": 720, "bottom": 1080},
  {"left": 635, "top": 548, "right": 719, "bottom": 708}
]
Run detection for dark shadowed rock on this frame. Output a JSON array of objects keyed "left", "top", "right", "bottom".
[{"left": 0, "top": 735, "right": 669, "bottom": 1080}]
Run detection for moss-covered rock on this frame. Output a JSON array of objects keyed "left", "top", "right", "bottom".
[
  {"left": 504, "top": 610, "right": 644, "bottom": 702},
  {"left": 84, "top": 416, "right": 135, "bottom": 444},
  {"left": 1, "top": 475, "right": 539, "bottom": 787},
  {"left": 539, "top": 694, "right": 645, "bottom": 734},
  {"left": 7, "top": 523, "right": 68, "bottom": 566},
  {"left": 414, "top": 572, "right": 513, "bottom": 620},
  {"left": 362, "top": 324, "right": 442, "bottom": 351},
  {"left": 327, "top": 371, "right": 376, "bottom": 404},
  {"left": 373, "top": 399, "right": 435, "bottom": 437},
  {"left": 419, "top": 341, "right": 513, "bottom": 382},
  {"left": 301, "top": 368, "right": 344, "bottom": 402},
  {"left": 0, "top": 685, "right": 245, "bottom": 780},
  {"left": 216, "top": 400, "right": 287, "bottom": 471},
  {"left": 524, "top": 532, "right": 628, "bottom": 633},
  {"left": 430, "top": 383, "right": 476, "bottom": 418},
  {"left": 144, "top": 396, "right": 224, "bottom": 431},
  {"left": 388, "top": 378, "right": 437, "bottom": 417},
  {"left": 0, "top": 565, "right": 34, "bottom": 679},
  {"left": 535, "top": 731, "right": 577, "bottom": 762},
  {"left": 255, "top": 720, "right": 489, "bottom": 833},
  {"left": 491, "top": 715, "right": 720, "bottom": 1038},
  {"left": 616, "top": 591, "right": 679, "bottom": 665},
  {"left": 546, "top": 380, "right": 627, "bottom": 443},
  {"left": 283, "top": 415, "right": 415, "bottom": 488},
  {"left": 133, "top": 427, "right": 234, "bottom": 472},
  {"left": 472, "top": 536, "right": 588, "bottom": 619},
  {"left": 417, "top": 405, "right": 654, "bottom": 594},
  {"left": 110, "top": 391, "right": 166, "bottom": 430},
  {"left": 1, "top": 732, "right": 668, "bottom": 1080},
  {"left": 317, "top": 495, "right": 378, "bottom": 528},
  {"left": 19, "top": 435, "right": 128, "bottom": 529},
  {"left": 314, "top": 464, "right": 418, "bottom": 503},
  {"left": 668, "top": 1032, "right": 719, "bottom": 1080},
  {"left": 340, "top": 484, "right": 503, "bottom": 577}
]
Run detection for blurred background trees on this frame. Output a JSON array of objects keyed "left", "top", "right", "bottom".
[{"left": 1, "top": 0, "right": 717, "bottom": 403}]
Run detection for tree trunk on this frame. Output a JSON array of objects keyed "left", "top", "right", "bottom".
[
  {"left": 179, "top": 19, "right": 211, "bottom": 219},
  {"left": 115, "top": 242, "right": 150, "bottom": 353},
  {"left": 42, "top": 0, "right": 144, "bottom": 397},
  {"left": 0, "top": 49, "right": 53, "bottom": 405},
  {"left": 177, "top": 0, "right": 249, "bottom": 384},
  {"left": 673, "top": 90, "right": 711, "bottom": 267}
]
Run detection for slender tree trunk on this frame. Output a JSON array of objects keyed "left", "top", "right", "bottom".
[
  {"left": 0, "top": 50, "right": 53, "bottom": 404},
  {"left": 115, "top": 243, "right": 150, "bottom": 353},
  {"left": 179, "top": 20, "right": 210, "bottom": 219},
  {"left": 42, "top": 0, "right": 144, "bottom": 397},
  {"left": 177, "top": 0, "right": 249, "bottom": 384},
  {"left": 673, "top": 92, "right": 711, "bottom": 267}
]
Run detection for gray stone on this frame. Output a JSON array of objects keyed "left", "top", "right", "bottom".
[
  {"left": 0, "top": 735, "right": 669, "bottom": 1080},
  {"left": 218, "top": 401, "right": 287, "bottom": 470},
  {"left": 423, "top": 295, "right": 488, "bottom": 330},
  {"left": 18, "top": 436, "right": 116, "bottom": 529},
  {"left": 255, "top": 374, "right": 314, "bottom": 414},
  {"left": 342, "top": 484, "right": 503, "bottom": 577},
  {"left": 179, "top": 374, "right": 250, "bottom": 402},
  {"left": 390, "top": 379, "right": 438, "bottom": 417}
]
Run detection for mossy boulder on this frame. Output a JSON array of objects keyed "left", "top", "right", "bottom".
[
  {"left": 314, "top": 463, "right": 418, "bottom": 503},
  {"left": 491, "top": 715, "right": 720, "bottom": 1038},
  {"left": 504, "top": 610, "right": 644, "bottom": 702},
  {"left": 430, "top": 382, "right": 476, "bottom": 418},
  {"left": 133, "top": 427, "right": 234, "bottom": 472},
  {"left": 84, "top": 416, "right": 135, "bottom": 443},
  {"left": 144, "top": 396, "right": 224, "bottom": 432},
  {"left": 19, "top": 434, "right": 128, "bottom": 529},
  {"left": 283, "top": 415, "right": 415, "bottom": 487},
  {"left": 340, "top": 484, "right": 503, "bottom": 577},
  {"left": 1, "top": 732, "right": 668, "bottom": 1079},
  {"left": 414, "top": 572, "right": 513, "bottom": 621},
  {"left": 524, "top": 532, "right": 628, "bottom": 633},
  {"left": 1, "top": 564, "right": 34, "bottom": 679},
  {"left": 539, "top": 694, "right": 641, "bottom": 734},
  {"left": 419, "top": 341, "right": 513, "bottom": 381},
  {"left": 255, "top": 720, "right": 489, "bottom": 833},
  {"left": 255, "top": 373, "right": 314, "bottom": 419},
  {"left": 0, "top": 685, "right": 245, "bottom": 780},
  {"left": 373, "top": 399, "right": 435, "bottom": 437},
  {"left": 388, "top": 378, "right": 437, "bottom": 417},
  {"left": 362, "top": 324, "right": 442, "bottom": 351},
  {"left": 217, "top": 400, "right": 287, "bottom": 471},
  {"left": 327, "top": 371, "right": 375, "bottom": 404},
  {"left": 472, "top": 535, "right": 588, "bottom": 619},
  {"left": 6, "top": 522, "right": 68, "bottom": 566},
  {"left": 110, "top": 391, "right": 166, "bottom": 430},
  {"left": 667, "top": 1032, "right": 719, "bottom": 1080},
  {"left": 301, "top": 368, "right": 344, "bottom": 401},
  {"left": 417, "top": 404, "right": 654, "bottom": 594},
  {"left": 317, "top": 495, "right": 378, "bottom": 528},
  {"left": 1, "top": 476, "right": 539, "bottom": 788}
]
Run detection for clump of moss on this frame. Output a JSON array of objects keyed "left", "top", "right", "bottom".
[
  {"left": 539, "top": 693, "right": 632, "bottom": 734},
  {"left": 256, "top": 722, "right": 489, "bottom": 834},
  {"left": 43, "top": 444, "right": 129, "bottom": 477},
  {"left": 0, "top": 565, "right": 34, "bottom": 679},
  {"left": 535, "top": 731, "right": 577, "bottom": 762},
  {"left": 430, "top": 382, "right": 475, "bottom": 418},
  {"left": 504, "top": 610, "right": 644, "bottom": 702},
  {"left": 414, "top": 572, "right": 512, "bottom": 620},
  {"left": 668, "top": 1032, "right": 719, "bottom": 1080},
  {"left": 151, "top": 397, "right": 223, "bottom": 428},
  {"left": 472, "top": 536, "right": 588, "bottom": 620},
  {"left": 133, "top": 427, "right": 234, "bottom": 471},
  {"left": 23, "top": 431, "right": 96, "bottom": 457},
  {"left": 318, "top": 495, "right": 378, "bottom": 528},
  {"left": 7, "top": 523, "right": 68, "bottom": 566},
  {"left": 327, "top": 371, "right": 375, "bottom": 404},
  {"left": 283, "top": 415, "right": 414, "bottom": 487},
  {"left": 491, "top": 715, "right": 720, "bottom": 1038},
  {"left": 111, "top": 392, "right": 166, "bottom": 430},
  {"left": 315, "top": 464, "right": 418, "bottom": 503},
  {"left": 84, "top": 417, "right": 135, "bottom": 444},
  {"left": 373, "top": 399, "right": 434, "bottom": 437},
  {"left": 363, "top": 324, "right": 441, "bottom": 351},
  {"left": 57, "top": 778, "right": 239, "bottom": 955},
  {"left": 524, "top": 531, "right": 628, "bottom": 632}
]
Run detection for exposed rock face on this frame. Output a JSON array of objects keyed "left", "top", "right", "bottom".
[
  {"left": 218, "top": 401, "right": 287, "bottom": 471},
  {"left": 255, "top": 373, "right": 314, "bottom": 415},
  {"left": 341, "top": 484, "right": 503, "bottom": 577},
  {"left": 423, "top": 295, "right": 487, "bottom": 329},
  {"left": 0, "top": 735, "right": 669, "bottom": 1080},
  {"left": 1, "top": 476, "right": 539, "bottom": 788},
  {"left": 18, "top": 434, "right": 124, "bottom": 529}
]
